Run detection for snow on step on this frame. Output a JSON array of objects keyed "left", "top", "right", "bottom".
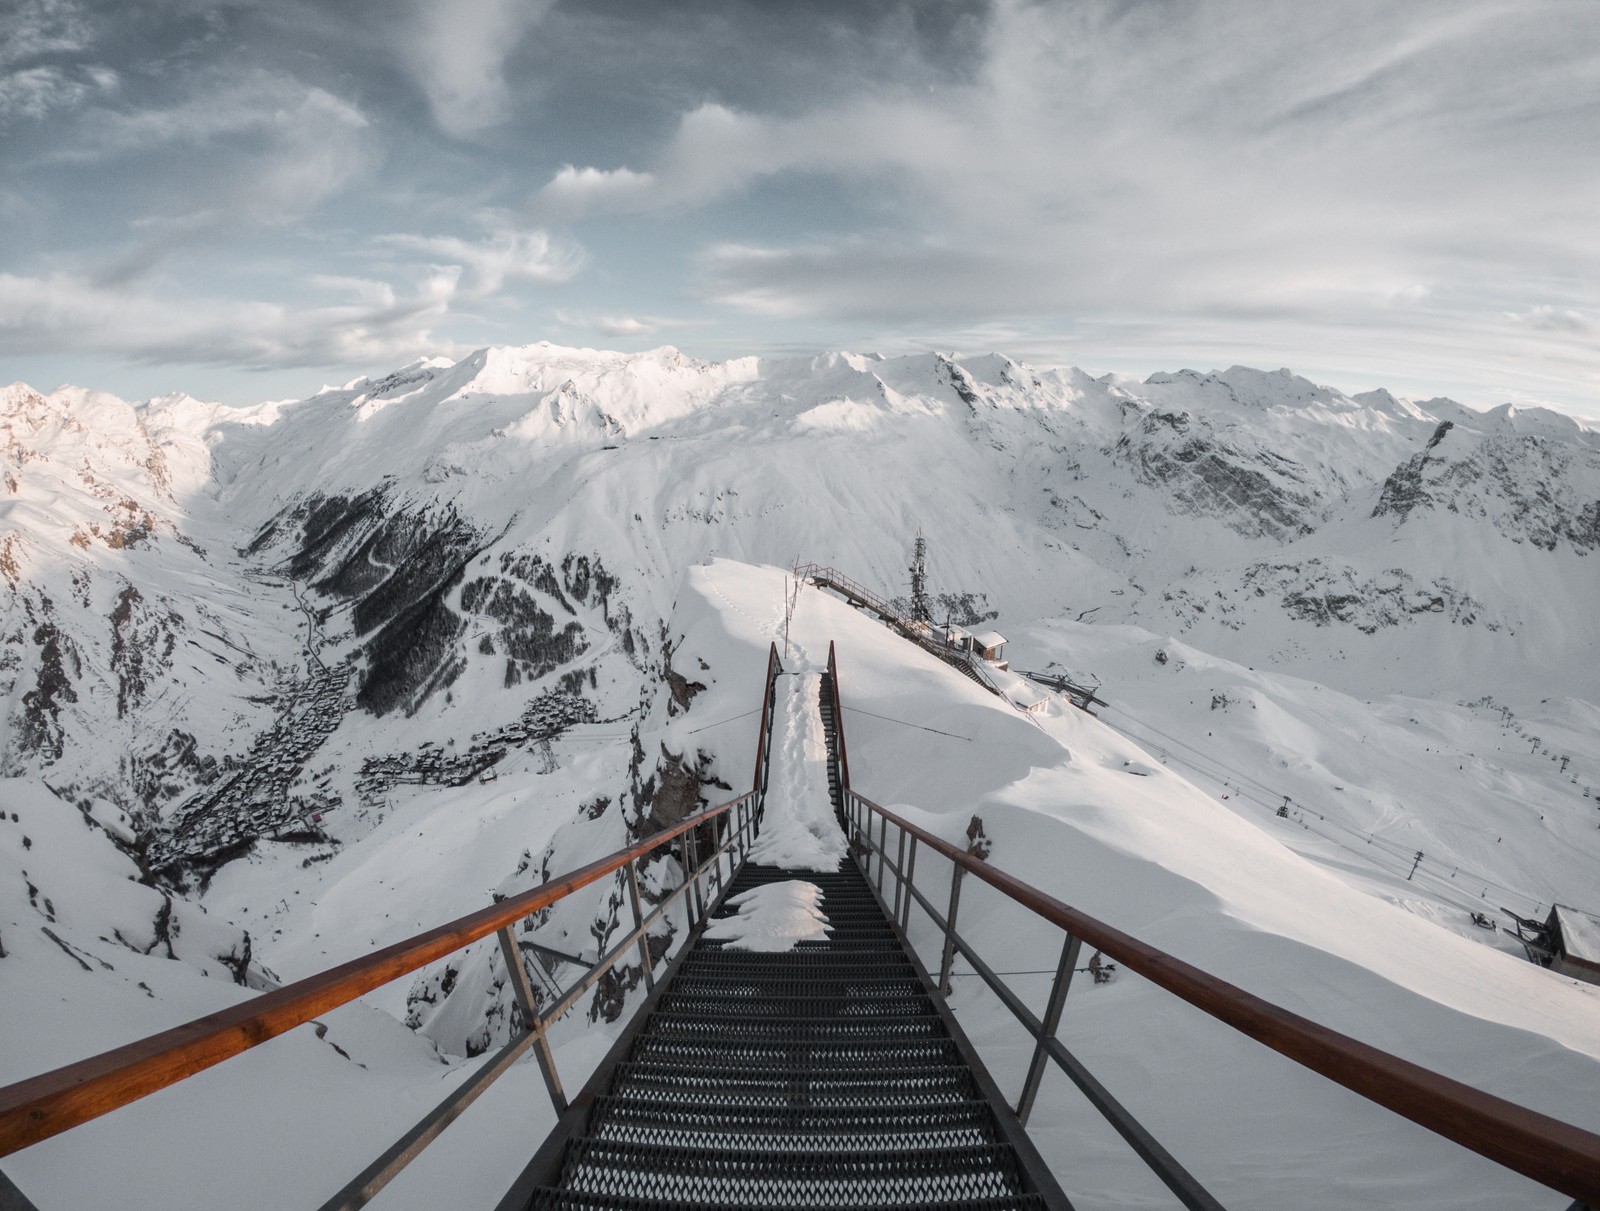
[
  {"left": 702, "top": 880, "right": 832, "bottom": 951},
  {"left": 748, "top": 670, "right": 848, "bottom": 873}
]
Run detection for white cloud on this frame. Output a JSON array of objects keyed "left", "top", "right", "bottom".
[
  {"left": 65, "top": 70, "right": 366, "bottom": 156},
  {"left": 540, "top": 165, "right": 656, "bottom": 215},
  {"left": 399, "top": 0, "right": 552, "bottom": 138},
  {"left": 0, "top": 266, "right": 462, "bottom": 370},
  {"left": 552, "top": 310, "right": 707, "bottom": 339},
  {"left": 533, "top": 98, "right": 955, "bottom": 218},
  {"left": 1504, "top": 307, "right": 1597, "bottom": 338},
  {"left": 0, "top": 0, "right": 93, "bottom": 69},
  {"left": 62, "top": 70, "right": 376, "bottom": 227},
  {"left": 594, "top": 315, "right": 656, "bottom": 337},
  {"left": 378, "top": 224, "right": 581, "bottom": 296},
  {"left": 542, "top": 4, "right": 1600, "bottom": 332},
  {"left": 0, "top": 63, "right": 116, "bottom": 122}
]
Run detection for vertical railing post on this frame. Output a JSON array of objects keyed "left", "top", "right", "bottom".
[
  {"left": 938, "top": 865, "right": 966, "bottom": 997},
  {"left": 901, "top": 836, "right": 918, "bottom": 932},
  {"left": 892, "top": 827, "right": 907, "bottom": 923},
  {"left": 496, "top": 925, "right": 566, "bottom": 1113},
  {"left": 685, "top": 829, "right": 705, "bottom": 925},
  {"left": 711, "top": 821, "right": 726, "bottom": 900},
  {"left": 624, "top": 859, "right": 654, "bottom": 993},
  {"left": 1016, "top": 930, "right": 1082, "bottom": 1125},
  {"left": 854, "top": 797, "right": 869, "bottom": 875},
  {"left": 876, "top": 812, "right": 888, "bottom": 895}
]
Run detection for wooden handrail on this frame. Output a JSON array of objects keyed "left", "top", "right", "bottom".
[
  {"left": 852, "top": 793, "right": 1600, "bottom": 1206},
  {"left": 0, "top": 792, "right": 751, "bottom": 1158}
]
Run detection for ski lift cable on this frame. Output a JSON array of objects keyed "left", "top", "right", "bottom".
[
  {"left": 1101, "top": 705, "right": 1559, "bottom": 905},
  {"left": 842, "top": 705, "right": 975, "bottom": 742},
  {"left": 1099, "top": 704, "right": 1545, "bottom": 900},
  {"left": 685, "top": 708, "right": 762, "bottom": 735},
  {"left": 1100, "top": 705, "right": 1549, "bottom": 914}
]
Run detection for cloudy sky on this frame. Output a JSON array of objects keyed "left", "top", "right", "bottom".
[{"left": 2, "top": 0, "right": 1598, "bottom": 417}]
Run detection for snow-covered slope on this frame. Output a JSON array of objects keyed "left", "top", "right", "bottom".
[{"left": 2, "top": 345, "right": 1597, "bottom": 1208}]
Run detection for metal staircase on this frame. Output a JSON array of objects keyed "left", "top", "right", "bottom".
[{"left": 505, "top": 857, "right": 1065, "bottom": 1210}]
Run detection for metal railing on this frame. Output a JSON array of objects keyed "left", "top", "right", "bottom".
[
  {"left": 844, "top": 790, "right": 1600, "bottom": 1210},
  {"left": 750, "top": 641, "right": 785, "bottom": 822},
  {"left": 795, "top": 562, "right": 994, "bottom": 689},
  {"left": 823, "top": 639, "right": 852, "bottom": 815},
  {"left": 0, "top": 646, "right": 789, "bottom": 1209}
]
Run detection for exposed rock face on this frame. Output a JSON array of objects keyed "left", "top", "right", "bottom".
[
  {"left": 1151, "top": 558, "right": 1492, "bottom": 637},
  {"left": 265, "top": 491, "right": 489, "bottom": 716},
  {"left": 109, "top": 585, "right": 178, "bottom": 720},
  {"left": 1374, "top": 425, "right": 1600, "bottom": 552},
  {"left": 14, "top": 597, "right": 81, "bottom": 762},
  {"left": 1372, "top": 421, "right": 1455, "bottom": 521},
  {"left": 1110, "top": 408, "right": 1322, "bottom": 541},
  {"left": 1262, "top": 562, "right": 1487, "bottom": 634}
]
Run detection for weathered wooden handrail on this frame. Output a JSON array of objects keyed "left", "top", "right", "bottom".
[
  {"left": 850, "top": 791, "right": 1600, "bottom": 1207},
  {"left": 0, "top": 791, "right": 751, "bottom": 1160}
]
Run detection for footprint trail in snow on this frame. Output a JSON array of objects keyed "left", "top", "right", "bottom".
[{"left": 748, "top": 666, "right": 848, "bottom": 873}]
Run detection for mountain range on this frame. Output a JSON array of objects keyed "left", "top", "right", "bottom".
[{"left": 2, "top": 344, "right": 1598, "bottom": 1208}]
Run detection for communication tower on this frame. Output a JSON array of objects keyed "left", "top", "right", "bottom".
[{"left": 909, "top": 531, "right": 931, "bottom": 622}]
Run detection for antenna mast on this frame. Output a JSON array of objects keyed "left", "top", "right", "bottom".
[{"left": 909, "top": 530, "right": 930, "bottom": 623}]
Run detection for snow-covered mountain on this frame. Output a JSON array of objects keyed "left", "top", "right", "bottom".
[
  {"left": 3, "top": 345, "right": 1598, "bottom": 1209},
  {"left": 7, "top": 347, "right": 1595, "bottom": 812}
]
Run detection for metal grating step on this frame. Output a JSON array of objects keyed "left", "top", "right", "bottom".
[
  {"left": 698, "top": 936, "right": 903, "bottom": 953},
  {"left": 589, "top": 1094, "right": 1000, "bottom": 1144},
  {"left": 641, "top": 1012, "right": 945, "bottom": 1043},
  {"left": 640, "top": 1017, "right": 940, "bottom": 1043},
  {"left": 671, "top": 962, "right": 920, "bottom": 984},
  {"left": 504, "top": 836, "right": 1061, "bottom": 1208},
  {"left": 667, "top": 975, "right": 928, "bottom": 998},
  {"left": 527, "top": 1189, "right": 1049, "bottom": 1211},
  {"left": 657, "top": 992, "right": 936, "bottom": 1019},
  {"left": 557, "top": 1138, "right": 1031, "bottom": 1206},
  {"left": 590, "top": 1118, "right": 1001, "bottom": 1155},
  {"left": 629, "top": 1034, "right": 964, "bottom": 1069},
  {"left": 607, "top": 1061, "right": 982, "bottom": 1108}
]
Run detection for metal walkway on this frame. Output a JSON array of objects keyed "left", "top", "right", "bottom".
[
  {"left": 502, "top": 856, "right": 1066, "bottom": 1210},
  {"left": 497, "top": 653, "right": 1067, "bottom": 1208}
]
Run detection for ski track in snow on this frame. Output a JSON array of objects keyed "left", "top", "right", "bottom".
[{"left": 748, "top": 666, "right": 848, "bottom": 872}]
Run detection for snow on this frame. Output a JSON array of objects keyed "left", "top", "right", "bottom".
[
  {"left": 703, "top": 881, "right": 831, "bottom": 951},
  {"left": 1556, "top": 905, "right": 1600, "bottom": 966},
  {"left": 3, "top": 341, "right": 1600, "bottom": 1209},
  {"left": 710, "top": 561, "right": 1600, "bottom": 1210},
  {"left": 746, "top": 669, "right": 848, "bottom": 873}
]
